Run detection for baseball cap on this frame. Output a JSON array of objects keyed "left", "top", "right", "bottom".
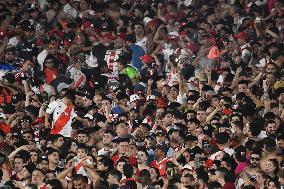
[
  {"left": 140, "top": 55, "right": 154, "bottom": 64},
  {"left": 185, "top": 135, "right": 198, "bottom": 142},
  {"left": 155, "top": 144, "right": 168, "bottom": 153},
  {"left": 38, "top": 156, "right": 48, "bottom": 163},
  {"left": 21, "top": 115, "right": 32, "bottom": 124},
  {"left": 168, "top": 125, "right": 182, "bottom": 135},
  {"left": 130, "top": 94, "right": 140, "bottom": 103},
  {"left": 203, "top": 124, "right": 215, "bottom": 138},
  {"left": 134, "top": 82, "right": 146, "bottom": 92},
  {"left": 146, "top": 95, "right": 156, "bottom": 101},
  {"left": 155, "top": 129, "right": 166, "bottom": 135},
  {"left": 234, "top": 31, "right": 247, "bottom": 40}
]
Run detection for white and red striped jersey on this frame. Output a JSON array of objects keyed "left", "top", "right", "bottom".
[
  {"left": 66, "top": 65, "right": 86, "bottom": 89},
  {"left": 73, "top": 156, "right": 92, "bottom": 177},
  {"left": 45, "top": 99, "right": 77, "bottom": 137}
]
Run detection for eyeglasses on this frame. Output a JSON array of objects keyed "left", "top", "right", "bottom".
[{"left": 250, "top": 157, "right": 260, "bottom": 161}]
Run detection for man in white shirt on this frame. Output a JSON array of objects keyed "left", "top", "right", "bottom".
[{"left": 134, "top": 23, "right": 148, "bottom": 52}]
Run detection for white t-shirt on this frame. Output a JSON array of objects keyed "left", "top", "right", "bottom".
[{"left": 136, "top": 36, "right": 147, "bottom": 52}]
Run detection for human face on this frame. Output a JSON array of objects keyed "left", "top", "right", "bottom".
[
  {"left": 150, "top": 168, "right": 158, "bottom": 180},
  {"left": 170, "top": 87, "right": 178, "bottom": 99},
  {"left": 48, "top": 152, "right": 59, "bottom": 164},
  {"left": 117, "top": 162, "right": 125, "bottom": 173},
  {"left": 181, "top": 176, "right": 191, "bottom": 187},
  {"left": 97, "top": 161, "right": 107, "bottom": 171},
  {"left": 39, "top": 160, "right": 49, "bottom": 171},
  {"left": 187, "top": 121, "right": 197, "bottom": 133},
  {"left": 266, "top": 123, "right": 278, "bottom": 135},
  {"left": 70, "top": 142, "right": 78, "bottom": 152},
  {"left": 197, "top": 110, "right": 206, "bottom": 123},
  {"left": 77, "top": 134, "right": 88, "bottom": 144},
  {"left": 32, "top": 170, "right": 44, "bottom": 185},
  {"left": 266, "top": 64, "right": 276, "bottom": 74},
  {"left": 187, "top": 100, "right": 195, "bottom": 110},
  {"left": 54, "top": 137, "right": 64, "bottom": 148},
  {"left": 119, "top": 98, "right": 128, "bottom": 106},
  {"left": 118, "top": 142, "right": 129, "bottom": 155},
  {"left": 137, "top": 151, "right": 148, "bottom": 164},
  {"left": 196, "top": 127, "right": 203, "bottom": 135},
  {"left": 45, "top": 172, "right": 56, "bottom": 181},
  {"left": 156, "top": 108, "right": 165, "bottom": 119},
  {"left": 116, "top": 123, "right": 128, "bottom": 137},
  {"left": 62, "top": 97, "right": 71, "bottom": 105},
  {"left": 156, "top": 133, "right": 166, "bottom": 143},
  {"left": 14, "top": 158, "right": 24, "bottom": 172},
  {"left": 22, "top": 60, "right": 32, "bottom": 72},
  {"left": 187, "top": 113, "right": 195, "bottom": 120},
  {"left": 238, "top": 84, "right": 248, "bottom": 93},
  {"left": 5, "top": 51, "right": 15, "bottom": 63},
  {"left": 23, "top": 133, "right": 33, "bottom": 141},
  {"left": 30, "top": 152, "right": 38, "bottom": 163},
  {"left": 129, "top": 110, "right": 138, "bottom": 120},
  {"left": 268, "top": 180, "right": 277, "bottom": 189},
  {"left": 170, "top": 131, "right": 180, "bottom": 143},
  {"left": 73, "top": 179, "right": 85, "bottom": 189},
  {"left": 45, "top": 59, "right": 55, "bottom": 69},
  {"left": 134, "top": 24, "right": 144, "bottom": 36},
  {"left": 77, "top": 148, "right": 87, "bottom": 159},
  {"left": 22, "top": 167, "right": 30, "bottom": 178},
  {"left": 103, "top": 133, "right": 113, "bottom": 145},
  {"left": 277, "top": 139, "right": 284, "bottom": 149},
  {"left": 265, "top": 160, "right": 276, "bottom": 173},
  {"left": 211, "top": 97, "right": 219, "bottom": 108},
  {"left": 163, "top": 113, "right": 173, "bottom": 125},
  {"left": 266, "top": 73, "right": 276, "bottom": 85},
  {"left": 250, "top": 154, "right": 260, "bottom": 167}
]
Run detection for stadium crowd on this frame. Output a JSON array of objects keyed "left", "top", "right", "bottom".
[{"left": 0, "top": 0, "right": 284, "bottom": 188}]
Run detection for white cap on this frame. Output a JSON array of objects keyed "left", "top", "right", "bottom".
[
  {"left": 130, "top": 94, "right": 140, "bottom": 103},
  {"left": 146, "top": 95, "right": 156, "bottom": 101},
  {"left": 143, "top": 17, "right": 153, "bottom": 26}
]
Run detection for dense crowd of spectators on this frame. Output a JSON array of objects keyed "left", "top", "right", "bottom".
[{"left": 0, "top": 0, "right": 283, "bottom": 189}]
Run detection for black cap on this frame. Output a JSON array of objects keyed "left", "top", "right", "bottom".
[
  {"left": 95, "top": 113, "right": 107, "bottom": 123},
  {"left": 38, "top": 156, "right": 48, "bottom": 163},
  {"left": 21, "top": 115, "right": 33, "bottom": 124},
  {"left": 185, "top": 135, "right": 198, "bottom": 142},
  {"left": 51, "top": 134, "right": 64, "bottom": 142},
  {"left": 155, "top": 144, "right": 168, "bottom": 153},
  {"left": 117, "top": 137, "right": 130, "bottom": 143},
  {"left": 125, "top": 34, "right": 136, "bottom": 43},
  {"left": 116, "top": 92, "right": 128, "bottom": 101},
  {"left": 203, "top": 124, "right": 215, "bottom": 138},
  {"left": 168, "top": 125, "right": 182, "bottom": 135}
]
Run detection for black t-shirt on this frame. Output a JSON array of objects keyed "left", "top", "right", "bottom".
[{"left": 16, "top": 38, "right": 38, "bottom": 60}]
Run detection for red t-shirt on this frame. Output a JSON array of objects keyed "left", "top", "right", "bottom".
[
  {"left": 44, "top": 68, "right": 58, "bottom": 84},
  {"left": 112, "top": 154, "right": 137, "bottom": 167},
  {"left": 150, "top": 158, "right": 171, "bottom": 176},
  {"left": 0, "top": 122, "right": 11, "bottom": 134}
]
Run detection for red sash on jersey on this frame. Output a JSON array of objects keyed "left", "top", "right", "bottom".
[
  {"left": 74, "top": 157, "right": 88, "bottom": 173},
  {"left": 50, "top": 104, "right": 73, "bottom": 135}
]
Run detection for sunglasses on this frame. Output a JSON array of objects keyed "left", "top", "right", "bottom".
[{"left": 250, "top": 157, "right": 260, "bottom": 161}]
